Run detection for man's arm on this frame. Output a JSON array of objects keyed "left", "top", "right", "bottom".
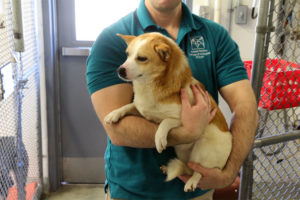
[
  {"left": 179, "top": 79, "right": 258, "bottom": 189},
  {"left": 91, "top": 83, "right": 214, "bottom": 148},
  {"left": 220, "top": 80, "right": 258, "bottom": 185},
  {"left": 91, "top": 83, "right": 158, "bottom": 147}
]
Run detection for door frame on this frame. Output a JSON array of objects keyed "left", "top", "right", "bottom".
[
  {"left": 42, "top": 0, "right": 61, "bottom": 192},
  {"left": 42, "top": 0, "right": 101, "bottom": 191}
]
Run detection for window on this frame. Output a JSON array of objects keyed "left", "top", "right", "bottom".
[{"left": 75, "top": 0, "right": 140, "bottom": 41}]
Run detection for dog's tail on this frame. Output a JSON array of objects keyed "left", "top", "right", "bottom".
[{"left": 165, "top": 159, "right": 193, "bottom": 182}]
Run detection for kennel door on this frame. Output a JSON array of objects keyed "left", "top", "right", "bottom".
[{"left": 56, "top": 0, "right": 107, "bottom": 183}]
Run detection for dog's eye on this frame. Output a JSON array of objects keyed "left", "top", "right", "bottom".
[{"left": 137, "top": 56, "right": 148, "bottom": 62}]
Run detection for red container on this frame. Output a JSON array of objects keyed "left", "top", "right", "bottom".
[{"left": 244, "top": 59, "right": 300, "bottom": 110}]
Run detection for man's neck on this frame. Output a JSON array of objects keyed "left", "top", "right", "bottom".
[{"left": 145, "top": 0, "right": 182, "bottom": 40}]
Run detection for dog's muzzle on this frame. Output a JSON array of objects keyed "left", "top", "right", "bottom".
[{"left": 118, "top": 67, "right": 127, "bottom": 79}]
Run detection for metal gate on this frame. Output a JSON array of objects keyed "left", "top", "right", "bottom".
[
  {"left": 239, "top": 0, "right": 300, "bottom": 199},
  {"left": 0, "top": 0, "right": 42, "bottom": 199}
]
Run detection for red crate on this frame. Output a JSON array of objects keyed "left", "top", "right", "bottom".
[{"left": 244, "top": 59, "right": 300, "bottom": 110}]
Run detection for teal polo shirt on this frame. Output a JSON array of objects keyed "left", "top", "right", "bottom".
[{"left": 86, "top": 1, "right": 248, "bottom": 199}]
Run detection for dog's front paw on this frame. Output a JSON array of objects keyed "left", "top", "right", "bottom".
[
  {"left": 104, "top": 110, "right": 123, "bottom": 124},
  {"left": 155, "top": 131, "right": 168, "bottom": 153}
]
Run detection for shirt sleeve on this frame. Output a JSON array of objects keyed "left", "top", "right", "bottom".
[
  {"left": 214, "top": 26, "right": 249, "bottom": 89},
  {"left": 86, "top": 28, "right": 127, "bottom": 95}
]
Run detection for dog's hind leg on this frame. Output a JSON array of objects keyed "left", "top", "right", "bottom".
[
  {"left": 155, "top": 118, "right": 181, "bottom": 153},
  {"left": 184, "top": 171, "right": 202, "bottom": 192},
  {"left": 163, "top": 158, "right": 193, "bottom": 182}
]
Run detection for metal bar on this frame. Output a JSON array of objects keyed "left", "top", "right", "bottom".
[
  {"left": 42, "top": 0, "right": 62, "bottom": 192},
  {"left": 61, "top": 47, "right": 91, "bottom": 56},
  {"left": 253, "top": 131, "right": 300, "bottom": 148},
  {"left": 239, "top": 0, "right": 272, "bottom": 200},
  {"left": 226, "top": 0, "right": 234, "bottom": 34},
  {"left": 248, "top": 0, "right": 275, "bottom": 198},
  {"left": 11, "top": 0, "right": 24, "bottom": 52},
  {"left": 251, "top": 0, "right": 272, "bottom": 102},
  {"left": 16, "top": 52, "right": 27, "bottom": 200},
  {"left": 239, "top": 152, "right": 254, "bottom": 200}
]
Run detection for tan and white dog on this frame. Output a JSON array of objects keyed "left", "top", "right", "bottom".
[{"left": 104, "top": 32, "right": 232, "bottom": 193}]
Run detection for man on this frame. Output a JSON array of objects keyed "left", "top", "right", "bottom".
[{"left": 86, "top": 0, "right": 258, "bottom": 199}]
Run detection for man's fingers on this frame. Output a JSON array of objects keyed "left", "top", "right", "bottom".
[
  {"left": 181, "top": 88, "right": 191, "bottom": 109},
  {"left": 195, "top": 84, "right": 206, "bottom": 97},
  {"left": 182, "top": 85, "right": 216, "bottom": 122},
  {"left": 209, "top": 108, "right": 217, "bottom": 122},
  {"left": 191, "top": 85, "right": 203, "bottom": 104},
  {"left": 195, "top": 86, "right": 216, "bottom": 122},
  {"left": 195, "top": 84, "right": 211, "bottom": 107},
  {"left": 178, "top": 175, "right": 191, "bottom": 183},
  {"left": 188, "top": 162, "right": 209, "bottom": 174},
  {"left": 200, "top": 87, "right": 210, "bottom": 107},
  {"left": 205, "top": 92, "right": 211, "bottom": 107}
]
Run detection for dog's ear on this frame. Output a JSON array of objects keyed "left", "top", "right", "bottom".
[
  {"left": 117, "top": 34, "right": 136, "bottom": 45},
  {"left": 154, "top": 43, "right": 170, "bottom": 62}
]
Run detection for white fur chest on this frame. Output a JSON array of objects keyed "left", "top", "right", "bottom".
[{"left": 133, "top": 84, "right": 181, "bottom": 123}]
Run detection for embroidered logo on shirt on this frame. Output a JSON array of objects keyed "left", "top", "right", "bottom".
[
  {"left": 191, "top": 36, "right": 205, "bottom": 50},
  {"left": 190, "top": 36, "right": 211, "bottom": 59}
]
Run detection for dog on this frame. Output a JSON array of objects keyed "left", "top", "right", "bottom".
[{"left": 104, "top": 32, "right": 232, "bottom": 194}]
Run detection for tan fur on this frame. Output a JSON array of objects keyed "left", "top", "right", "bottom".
[{"left": 105, "top": 33, "right": 232, "bottom": 192}]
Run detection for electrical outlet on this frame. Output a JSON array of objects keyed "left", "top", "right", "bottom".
[{"left": 235, "top": 5, "right": 248, "bottom": 24}]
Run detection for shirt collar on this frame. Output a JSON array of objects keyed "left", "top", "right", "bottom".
[
  {"left": 136, "top": 0, "right": 202, "bottom": 32},
  {"left": 136, "top": 0, "right": 157, "bottom": 30},
  {"left": 181, "top": 2, "right": 202, "bottom": 30}
]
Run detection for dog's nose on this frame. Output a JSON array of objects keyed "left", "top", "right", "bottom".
[{"left": 118, "top": 67, "right": 127, "bottom": 78}]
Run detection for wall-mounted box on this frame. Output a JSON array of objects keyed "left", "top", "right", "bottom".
[{"left": 235, "top": 5, "right": 248, "bottom": 24}]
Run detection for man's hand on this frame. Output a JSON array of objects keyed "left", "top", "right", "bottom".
[
  {"left": 167, "top": 84, "right": 217, "bottom": 146},
  {"left": 180, "top": 84, "right": 216, "bottom": 140},
  {"left": 178, "top": 162, "right": 237, "bottom": 190}
]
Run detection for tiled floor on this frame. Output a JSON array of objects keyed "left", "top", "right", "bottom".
[{"left": 42, "top": 184, "right": 106, "bottom": 200}]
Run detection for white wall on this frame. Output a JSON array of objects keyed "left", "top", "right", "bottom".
[
  {"left": 222, "top": 0, "right": 257, "bottom": 60},
  {"left": 196, "top": 0, "right": 257, "bottom": 125}
]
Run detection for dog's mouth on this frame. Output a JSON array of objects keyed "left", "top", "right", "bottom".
[
  {"left": 118, "top": 74, "right": 131, "bottom": 81},
  {"left": 119, "top": 74, "right": 143, "bottom": 81},
  {"left": 117, "top": 67, "right": 143, "bottom": 81}
]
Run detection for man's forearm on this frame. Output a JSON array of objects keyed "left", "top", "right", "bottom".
[
  {"left": 104, "top": 115, "right": 194, "bottom": 148},
  {"left": 224, "top": 104, "right": 258, "bottom": 179},
  {"left": 104, "top": 115, "right": 158, "bottom": 148},
  {"left": 99, "top": 83, "right": 213, "bottom": 149}
]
